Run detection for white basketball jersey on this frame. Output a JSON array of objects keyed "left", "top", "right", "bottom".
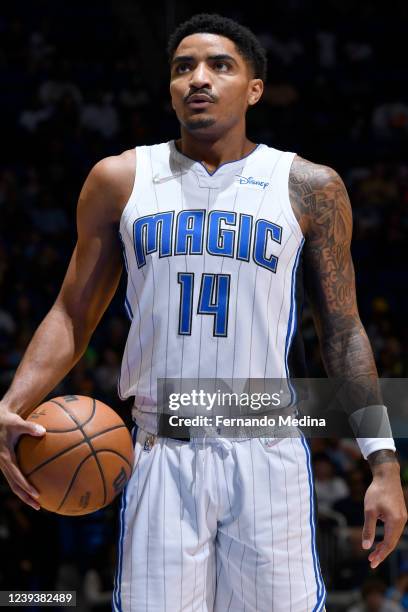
[{"left": 118, "top": 141, "right": 305, "bottom": 431}]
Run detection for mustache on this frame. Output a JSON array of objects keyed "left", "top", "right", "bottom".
[{"left": 184, "top": 89, "right": 217, "bottom": 103}]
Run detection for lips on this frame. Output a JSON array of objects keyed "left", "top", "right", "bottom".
[{"left": 186, "top": 93, "right": 214, "bottom": 107}]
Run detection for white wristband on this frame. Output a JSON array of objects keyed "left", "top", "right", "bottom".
[
  {"left": 356, "top": 437, "right": 396, "bottom": 460},
  {"left": 348, "top": 405, "right": 396, "bottom": 460}
]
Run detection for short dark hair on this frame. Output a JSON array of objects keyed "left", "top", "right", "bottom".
[{"left": 167, "top": 13, "right": 267, "bottom": 81}]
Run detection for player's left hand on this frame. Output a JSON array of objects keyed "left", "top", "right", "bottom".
[{"left": 362, "top": 464, "right": 407, "bottom": 569}]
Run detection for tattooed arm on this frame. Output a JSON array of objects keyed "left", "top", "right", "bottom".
[
  {"left": 289, "top": 157, "right": 378, "bottom": 400},
  {"left": 289, "top": 156, "right": 406, "bottom": 567}
]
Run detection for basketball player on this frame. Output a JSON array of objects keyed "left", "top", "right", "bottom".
[{"left": 0, "top": 13, "right": 406, "bottom": 612}]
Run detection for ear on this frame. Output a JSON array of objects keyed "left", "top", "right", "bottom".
[{"left": 247, "top": 79, "right": 264, "bottom": 107}]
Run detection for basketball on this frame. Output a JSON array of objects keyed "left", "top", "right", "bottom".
[{"left": 16, "top": 395, "right": 134, "bottom": 516}]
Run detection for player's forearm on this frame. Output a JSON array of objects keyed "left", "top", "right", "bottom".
[
  {"left": 318, "top": 315, "right": 382, "bottom": 409},
  {"left": 368, "top": 449, "right": 400, "bottom": 474},
  {"left": 321, "top": 322, "right": 400, "bottom": 468},
  {"left": 1, "top": 306, "right": 90, "bottom": 417}
]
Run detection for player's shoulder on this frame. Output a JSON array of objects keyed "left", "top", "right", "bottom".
[
  {"left": 84, "top": 149, "right": 136, "bottom": 217},
  {"left": 90, "top": 148, "right": 136, "bottom": 190},
  {"left": 289, "top": 155, "right": 351, "bottom": 236},
  {"left": 78, "top": 149, "right": 137, "bottom": 223},
  {"left": 89, "top": 142, "right": 169, "bottom": 188},
  {"left": 289, "top": 154, "right": 344, "bottom": 191}
]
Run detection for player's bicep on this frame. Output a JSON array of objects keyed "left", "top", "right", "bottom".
[
  {"left": 302, "top": 167, "right": 358, "bottom": 337},
  {"left": 54, "top": 159, "right": 127, "bottom": 333},
  {"left": 57, "top": 236, "right": 122, "bottom": 333}
]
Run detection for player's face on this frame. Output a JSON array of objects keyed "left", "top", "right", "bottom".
[{"left": 169, "top": 33, "right": 263, "bottom": 136}]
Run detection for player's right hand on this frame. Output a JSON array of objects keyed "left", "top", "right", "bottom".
[{"left": 0, "top": 407, "right": 46, "bottom": 510}]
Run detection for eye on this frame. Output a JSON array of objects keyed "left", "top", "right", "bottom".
[
  {"left": 213, "top": 61, "right": 230, "bottom": 72},
  {"left": 175, "top": 63, "right": 191, "bottom": 74}
]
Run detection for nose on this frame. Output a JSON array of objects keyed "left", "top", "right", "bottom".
[{"left": 189, "top": 62, "right": 211, "bottom": 89}]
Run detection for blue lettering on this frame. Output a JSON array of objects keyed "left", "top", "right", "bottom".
[
  {"left": 207, "top": 211, "right": 236, "bottom": 257},
  {"left": 237, "top": 175, "right": 270, "bottom": 189},
  {"left": 237, "top": 214, "right": 252, "bottom": 261},
  {"left": 253, "top": 219, "right": 282, "bottom": 273},
  {"left": 131, "top": 210, "right": 283, "bottom": 273},
  {"left": 175, "top": 210, "right": 205, "bottom": 255},
  {"left": 133, "top": 212, "right": 173, "bottom": 268}
]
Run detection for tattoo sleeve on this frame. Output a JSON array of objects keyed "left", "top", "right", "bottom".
[
  {"left": 367, "top": 449, "right": 399, "bottom": 470},
  {"left": 289, "top": 156, "right": 382, "bottom": 410}
]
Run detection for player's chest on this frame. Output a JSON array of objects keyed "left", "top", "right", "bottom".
[{"left": 125, "top": 178, "right": 287, "bottom": 273}]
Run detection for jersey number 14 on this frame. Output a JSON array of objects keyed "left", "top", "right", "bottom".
[{"left": 177, "top": 272, "right": 231, "bottom": 337}]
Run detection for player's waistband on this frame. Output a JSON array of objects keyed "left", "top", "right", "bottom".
[{"left": 133, "top": 411, "right": 300, "bottom": 442}]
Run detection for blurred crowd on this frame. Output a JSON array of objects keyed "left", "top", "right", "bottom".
[{"left": 0, "top": 0, "right": 407, "bottom": 610}]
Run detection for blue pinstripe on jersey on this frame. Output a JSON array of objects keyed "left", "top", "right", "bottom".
[
  {"left": 301, "top": 433, "right": 327, "bottom": 611},
  {"left": 113, "top": 426, "right": 137, "bottom": 611},
  {"left": 124, "top": 297, "right": 133, "bottom": 321},
  {"left": 284, "top": 238, "right": 305, "bottom": 400},
  {"left": 113, "top": 474, "right": 127, "bottom": 611},
  {"left": 284, "top": 239, "right": 326, "bottom": 609}
]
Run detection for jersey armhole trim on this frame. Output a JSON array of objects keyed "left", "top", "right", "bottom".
[
  {"left": 279, "top": 152, "right": 304, "bottom": 243},
  {"left": 119, "top": 146, "right": 141, "bottom": 230}
]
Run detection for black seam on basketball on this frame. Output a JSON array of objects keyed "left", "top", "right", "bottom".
[
  {"left": 25, "top": 424, "right": 127, "bottom": 477},
  {"left": 49, "top": 398, "right": 97, "bottom": 428},
  {"left": 52, "top": 398, "right": 107, "bottom": 506},
  {"left": 92, "top": 449, "right": 133, "bottom": 470},
  {"left": 56, "top": 448, "right": 132, "bottom": 513},
  {"left": 56, "top": 452, "right": 95, "bottom": 511}
]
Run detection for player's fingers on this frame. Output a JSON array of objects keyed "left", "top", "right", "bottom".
[
  {"left": 1, "top": 466, "right": 40, "bottom": 509},
  {"left": 368, "top": 541, "right": 392, "bottom": 569},
  {"left": 6, "top": 412, "right": 46, "bottom": 437},
  {"left": 2, "top": 413, "right": 46, "bottom": 450},
  {"left": 7, "top": 480, "right": 40, "bottom": 511},
  {"left": 1, "top": 451, "right": 40, "bottom": 499},
  {"left": 368, "top": 518, "right": 402, "bottom": 568},
  {"left": 362, "top": 508, "right": 377, "bottom": 550}
]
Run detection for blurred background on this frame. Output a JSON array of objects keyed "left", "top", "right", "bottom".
[{"left": 0, "top": 0, "right": 407, "bottom": 610}]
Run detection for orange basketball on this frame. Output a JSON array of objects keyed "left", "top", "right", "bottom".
[{"left": 16, "top": 395, "right": 134, "bottom": 516}]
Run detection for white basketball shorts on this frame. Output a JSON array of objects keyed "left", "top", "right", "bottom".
[{"left": 112, "top": 428, "right": 326, "bottom": 611}]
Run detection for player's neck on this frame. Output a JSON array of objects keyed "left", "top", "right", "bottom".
[{"left": 176, "top": 128, "right": 256, "bottom": 174}]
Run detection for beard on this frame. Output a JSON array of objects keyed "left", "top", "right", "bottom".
[{"left": 184, "top": 115, "right": 217, "bottom": 131}]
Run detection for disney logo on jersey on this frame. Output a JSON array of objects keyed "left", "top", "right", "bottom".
[{"left": 236, "top": 175, "right": 270, "bottom": 190}]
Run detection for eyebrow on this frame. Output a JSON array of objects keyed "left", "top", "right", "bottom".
[{"left": 171, "top": 53, "right": 237, "bottom": 65}]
